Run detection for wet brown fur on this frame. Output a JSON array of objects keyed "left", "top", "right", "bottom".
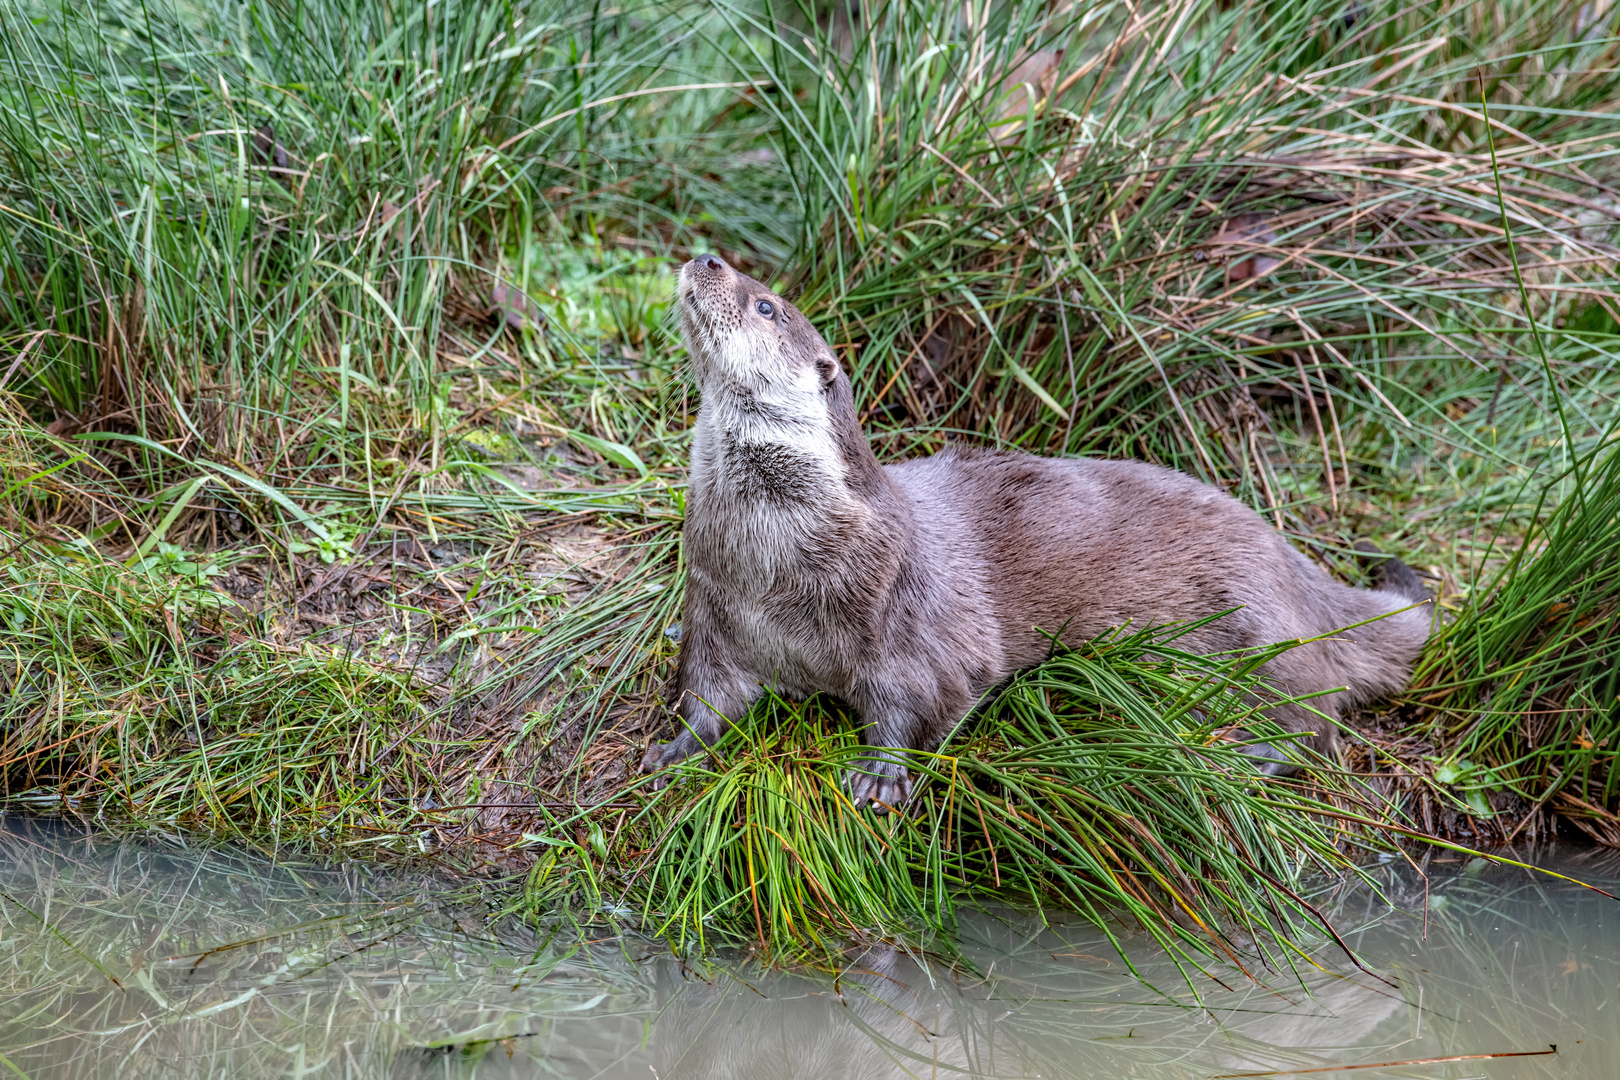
[{"left": 642, "top": 257, "right": 1433, "bottom": 807}]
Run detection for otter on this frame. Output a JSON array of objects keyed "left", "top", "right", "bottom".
[{"left": 641, "top": 255, "right": 1432, "bottom": 809}]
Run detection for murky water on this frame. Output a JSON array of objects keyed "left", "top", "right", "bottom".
[{"left": 0, "top": 814, "right": 1615, "bottom": 1079}]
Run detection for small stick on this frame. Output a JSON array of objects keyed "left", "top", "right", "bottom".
[
  {"left": 1292, "top": 351, "right": 1337, "bottom": 512},
  {"left": 1211, "top": 1045, "right": 1556, "bottom": 1078},
  {"left": 1305, "top": 344, "right": 1349, "bottom": 504}
]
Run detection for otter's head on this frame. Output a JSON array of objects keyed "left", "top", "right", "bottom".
[
  {"left": 676, "top": 255, "right": 885, "bottom": 499},
  {"left": 678, "top": 255, "right": 839, "bottom": 399}
]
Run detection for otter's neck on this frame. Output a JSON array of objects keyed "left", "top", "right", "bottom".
[
  {"left": 691, "top": 369, "right": 887, "bottom": 498},
  {"left": 820, "top": 369, "right": 889, "bottom": 499},
  {"left": 685, "top": 375, "right": 901, "bottom": 581}
]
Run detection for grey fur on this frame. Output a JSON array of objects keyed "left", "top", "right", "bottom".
[{"left": 642, "top": 256, "right": 1433, "bottom": 808}]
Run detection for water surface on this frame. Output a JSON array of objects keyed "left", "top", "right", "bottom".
[{"left": 0, "top": 814, "right": 1615, "bottom": 1078}]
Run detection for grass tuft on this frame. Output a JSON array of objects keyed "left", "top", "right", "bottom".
[
  {"left": 580, "top": 626, "right": 1382, "bottom": 974},
  {"left": 1413, "top": 434, "right": 1620, "bottom": 842}
]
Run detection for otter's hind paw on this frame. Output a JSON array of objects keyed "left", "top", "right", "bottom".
[
  {"left": 845, "top": 756, "right": 914, "bottom": 813},
  {"left": 1353, "top": 540, "right": 1433, "bottom": 603}
]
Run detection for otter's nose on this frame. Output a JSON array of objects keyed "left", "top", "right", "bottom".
[{"left": 696, "top": 254, "right": 725, "bottom": 272}]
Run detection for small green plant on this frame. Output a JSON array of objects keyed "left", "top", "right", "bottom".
[
  {"left": 130, "top": 540, "right": 224, "bottom": 583},
  {"left": 1429, "top": 758, "right": 1506, "bottom": 818},
  {"left": 287, "top": 518, "right": 363, "bottom": 565}
]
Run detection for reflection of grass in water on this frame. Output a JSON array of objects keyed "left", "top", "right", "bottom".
[
  {"left": 2, "top": 820, "right": 1616, "bottom": 1080},
  {"left": 0, "top": 819, "right": 653, "bottom": 1077},
  {"left": 1348, "top": 848, "right": 1620, "bottom": 1078},
  {"left": 920, "top": 852, "right": 1620, "bottom": 1080}
]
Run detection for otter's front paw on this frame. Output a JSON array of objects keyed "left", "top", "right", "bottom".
[
  {"left": 640, "top": 730, "right": 708, "bottom": 789},
  {"left": 845, "top": 756, "right": 914, "bottom": 813},
  {"left": 1231, "top": 732, "right": 1303, "bottom": 778}
]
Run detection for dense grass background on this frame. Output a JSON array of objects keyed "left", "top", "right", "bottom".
[{"left": 3, "top": 0, "right": 1619, "bottom": 962}]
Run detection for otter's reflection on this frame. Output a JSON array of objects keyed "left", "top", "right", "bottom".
[
  {"left": 647, "top": 944, "right": 1026, "bottom": 1079},
  {"left": 639, "top": 933, "right": 1417, "bottom": 1080}
]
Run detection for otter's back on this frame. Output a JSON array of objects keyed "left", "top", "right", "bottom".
[{"left": 886, "top": 448, "right": 1404, "bottom": 670}]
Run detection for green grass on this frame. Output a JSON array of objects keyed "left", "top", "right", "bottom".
[
  {"left": 1412, "top": 435, "right": 1620, "bottom": 840},
  {"left": 585, "top": 626, "right": 1397, "bottom": 978},
  {"left": 2, "top": 0, "right": 1619, "bottom": 968},
  {"left": 0, "top": 522, "right": 438, "bottom": 839}
]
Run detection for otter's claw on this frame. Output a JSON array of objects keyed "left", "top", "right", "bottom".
[
  {"left": 845, "top": 756, "right": 913, "bottom": 813},
  {"left": 640, "top": 731, "right": 706, "bottom": 790}
]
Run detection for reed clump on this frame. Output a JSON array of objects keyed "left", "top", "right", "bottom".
[
  {"left": 1411, "top": 438, "right": 1620, "bottom": 844},
  {"left": 597, "top": 628, "right": 1379, "bottom": 974}
]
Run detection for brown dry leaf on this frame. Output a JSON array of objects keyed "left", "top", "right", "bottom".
[
  {"left": 491, "top": 281, "right": 546, "bottom": 331},
  {"left": 251, "top": 122, "right": 287, "bottom": 169},
  {"left": 1213, "top": 213, "right": 1281, "bottom": 283},
  {"left": 991, "top": 49, "right": 1064, "bottom": 138}
]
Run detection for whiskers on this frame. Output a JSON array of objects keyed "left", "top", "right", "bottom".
[{"left": 651, "top": 297, "right": 696, "bottom": 421}]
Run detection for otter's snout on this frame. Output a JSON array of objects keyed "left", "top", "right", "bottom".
[
  {"left": 677, "top": 255, "right": 736, "bottom": 331},
  {"left": 679, "top": 253, "right": 734, "bottom": 300}
]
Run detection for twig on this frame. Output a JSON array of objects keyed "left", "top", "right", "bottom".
[{"left": 1211, "top": 1045, "right": 1556, "bottom": 1078}]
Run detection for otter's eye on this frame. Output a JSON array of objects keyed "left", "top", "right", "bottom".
[{"left": 755, "top": 300, "right": 775, "bottom": 319}]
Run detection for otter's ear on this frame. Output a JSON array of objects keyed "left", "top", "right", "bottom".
[{"left": 815, "top": 356, "right": 838, "bottom": 390}]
